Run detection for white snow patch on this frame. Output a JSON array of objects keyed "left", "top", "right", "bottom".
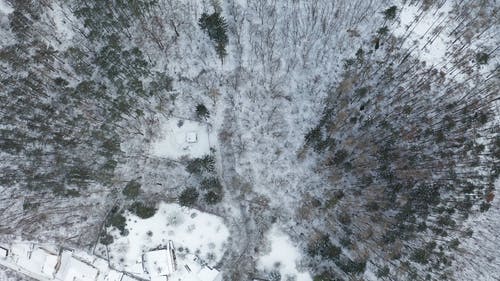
[
  {"left": 55, "top": 250, "right": 99, "bottom": 281},
  {"left": 166, "top": 255, "right": 222, "bottom": 281},
  {"left": 150, "top": 118, "right": 212, "bottom": 159},
  {"left": 451, "top": 177, "right": 500, "bottom": 281},
  {"left": 47, "top": 3, "right": 77, "bottom": 45},
  {"left": 257, "top": 225, "right": 311, "bottom": 281},
  {"left": 0, "top": 0, "right": 14, "bottom": 14}
]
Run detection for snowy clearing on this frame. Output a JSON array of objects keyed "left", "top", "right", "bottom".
[
  {"left": 257, "top": 225, "right": 312, "bottom": 281},
  {"left": 150, "top": 117, "right": 212, "bottom": 160},
  {"left": 106, "top": 202, "right": 229, "bottom": 279}
]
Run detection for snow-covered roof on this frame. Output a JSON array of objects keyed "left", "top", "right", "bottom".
[
  {"left": 103, "top": 269, "right": 123, "bottom": 281},
  {"left": 55, "top": 250, "right": 99, "bottom": 281},
  {"left": 143, "top": 246, "right": 176, "bottom": 279},
  {"left": 186, "top": 131, "right": 198, "bottom": 143},
  {"left": 197, "top": 267, "right": 221, "bottom": 281},
  {"left": 0, "top": 246, "right": 7, "bottom": 258},
  {"left": 150, "top": 275, "right": 167, "bottom": 281},
  {"left": 10, "top": 244, "right": 58, "bottom": 277},
  {"left": 10, "top": 243, "right": 31, "bottom": 262},
  {"left": 121, "top": 275, "right": 142, "bottom": 281}
]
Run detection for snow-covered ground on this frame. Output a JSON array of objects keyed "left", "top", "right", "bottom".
[
  {"left": 106, "top": 202, "right": 229, "bottom": 279},
  {"left": 257, "top": 225, "right": 312, "bottom": 281},
  {"left": 393, "top": 0, "right": 499, "bottom": 80},
  {"left": 0, "top": 0, "right": 13, "bottom": 15},
  {"left": 0, "top": 0, "right": 497, "bottom": 280},
  {"left": 451, "top": 177, "right": 500, "bottom": 281},
  {"left": 394, "top": 1, "right": 453, "bottom": 66},
  {"left": 150, "top": 117, "right": 212, "bottom": 160}
]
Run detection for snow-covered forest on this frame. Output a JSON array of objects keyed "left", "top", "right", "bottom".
[{"left": 0, "top": 0, "right": 498, "bottom": 280}]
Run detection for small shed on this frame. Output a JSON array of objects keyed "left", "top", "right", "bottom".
[
  {"left": 121, "top": 275, "right": 143, "bottom": 281},
  {"left": 103, "top": 269, "right": 123, "bottom": 281},
  {"left": 186, "top": 131, "right": 198, "bottom": 143},
  {"left": 0, "top": 246, "right": 8, "bottom": 258},
  {"left": 197, "top": 266, "right": 222, "bottom": 281}
]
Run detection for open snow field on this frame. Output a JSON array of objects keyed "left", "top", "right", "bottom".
[
  {"left": 106, "top": 203, "right": 229, "bottom": 278},
  {"left": 150, "top": 118, "right": 212, "bottom": 160},
  {"left": 257, "top": 225, "right": 312, "bottom": 281}
]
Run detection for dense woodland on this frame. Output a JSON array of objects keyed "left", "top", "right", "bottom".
[
  {"left": 302, "top": 40, "right": 498, "bottom": 280},
  {"left": 0, "top": 0, "right": 498, "bottom": 281}
]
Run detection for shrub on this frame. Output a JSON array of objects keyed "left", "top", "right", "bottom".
[
  {"left": 476, "top": 52, "right": 489, "bottom": 64},
  {"left": 106, "top": 211, "right": 127, "bottom": 236},
  {"left": 338, "top": 212, "right": 352, "bottom": 225},
  {"left": 200, "top": 177, "right": 224, "bottom": 204},
  {"left": 268, "top": 270, "right": 281, "bottom": 281},
  {"left": 196, "top": 104, "right": 210, "bottom": 119},
  {"left": 435, "top": 130, "right": 445, "bottom": 143},
  {"left": 204, "top": 190, "right": 223, "bottom": 205},
  {"left": 201, "top": 177, "right": 222, "bottom": 191},
  {"left": 308, "top": 235, "right": 341, "bottom": 260},
  {"left": 305, "top": 127, "right": 321, "bottom": 146},
  {"left": 479, "top": 202, "right": 491, "bottom": 212},
  {"left": 376, "top": 265, "right": 390, "bottom": 277},
  {"left": 332, "top": 149, "right": 348, "bottom": 165},
  {"left": 179, "top": 187, "right": 199, "bottom": 206},
  {"left": 122, "top": 180, "right": 141, "bottom": 198},
  {"left": 365, "top": 201, "right": 379, "bottom": 211},
  {"left": 99, "top": 232, "right": 114, "bottom": 245},
  {"left": 383, "top": 6, "right": 397, "bottom": 20},
  {"left": 128, "top": 202, "right": 157, "bottom": 219},
  {"left": 339, "top": 237, "right": 352, "bottom": 248},
  {"left": 199, "top": 12, "right": 228, "bottom": 60},
  {"left": 448, "top": 238, "right": 460, "bottom": 250},
  {"left": 54, "top": 187, "right": 80, "bottom": 197},
  {"left": 185, "top": 155, "right": 216, "bottom": 174},
  {"left": 23, "top": 201, "right": 40, "bottom": 211},
  {"left": 493, "top": 136, "right": 500, "bottom": 154},
  {"left": 411, "top": 248, "right": 430, "bottom": 264},
  {"left": 377, "top": 26, "right": 389, "bottom": 36},
  {"left": 335, "top": 258, "right": 366, "bottom": 274},
  {"left": 313, "top": 272, "right": 338, "bottom": 281}
]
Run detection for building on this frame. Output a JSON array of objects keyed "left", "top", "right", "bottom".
[
  {"left": 0, "top": 242, "right": 146, "bottom": 281},
  {"left": 9, "top": 243, "right": 59, "bottom": 279},
  {"left": 197, "top": 266, "right": 222, "bottom": 281},
  {"left": 121, "top": 274, "right": 143, "bottom": 281},
  {"left": 55, "top": 250, "right": 99, "bottom": 281},
  {"left": 103, "top": 269, "right": 123, "bottom": 281},
  {"left": 0, "top": 246, "right": 8, "bottom": 258},
  {"left": 150, "top": 117, "right": 211, "bottom": 159},
  {"left": 30, "top": 248, "right": 59, "bottom": 278},
  {"left": 142, "top": 241, "right": 176, "bottom": 281},
  {"left": 186, "top": 132, "right": 198, "bottom": 143}
]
